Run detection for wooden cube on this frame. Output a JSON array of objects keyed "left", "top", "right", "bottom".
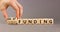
[{"left": 7, "top": 17, "right": 18, "bottom": 25}]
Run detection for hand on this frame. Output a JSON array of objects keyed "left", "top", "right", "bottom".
[{"left": 1, "top": 0, "right": 23, "bottom": 20}]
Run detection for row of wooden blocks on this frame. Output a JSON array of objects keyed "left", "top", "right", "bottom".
[{"left": 6, "top": 17, "right": 54, "bottom": 25}]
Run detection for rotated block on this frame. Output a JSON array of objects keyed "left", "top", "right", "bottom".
[{"left": 7, "top": 17, "right": 18, "bottom": 25}]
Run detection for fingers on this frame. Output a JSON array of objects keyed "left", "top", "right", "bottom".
[
  {"left": 9, "top": 2, "right": 20, "bottom": 19},
  {"left": 1, "top": 7, "right": 8, "bottom": 20},
  {"left": 16, "top": 1, "right": 23, "bottom": 18}
]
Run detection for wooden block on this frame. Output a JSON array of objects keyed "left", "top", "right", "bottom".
[{"left": 7, "top": 17, "right": 18, "bottom": 25}]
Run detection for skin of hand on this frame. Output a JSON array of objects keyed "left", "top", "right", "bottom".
[{"left": 0, "top": 0, "right": 23, "bottom": 20}]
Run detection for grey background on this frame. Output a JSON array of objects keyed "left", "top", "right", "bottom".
[{"left": 0, "top": 0, "right": 60, "bottom": 32}]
